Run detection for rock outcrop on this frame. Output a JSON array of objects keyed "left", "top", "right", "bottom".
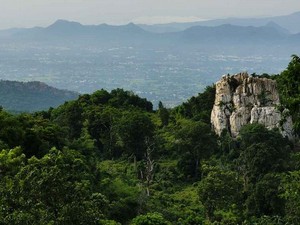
[{"left": 211, "top": 72, "right": 294, "bottom": 139}]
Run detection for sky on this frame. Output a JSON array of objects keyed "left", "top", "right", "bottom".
[{"left": 0, "top": 0, "right": 300, "bottom": 29}]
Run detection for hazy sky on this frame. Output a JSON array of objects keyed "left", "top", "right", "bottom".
[{"left": 0, "top": 0, "right": 300, "bottom": 29}]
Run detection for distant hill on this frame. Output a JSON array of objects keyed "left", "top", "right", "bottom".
[
  {"left": 0, "top": 80, "right": 79, "bottom": 112},
  {"left": 0, "top": 20, "right": 295, "bottom": 47},
  {"left": 1, "top": 20, "right": 151, "bottom": 45},
  {"left": 176, "top": 23, "right": 289, "bottom": 45},
  {"left": 264, "top": 21, "right": 290, "bottom": 34},
  {"left": 44, "top": 20, "right": 147, "bottom": 37},
  {"left": 139, "top": 11, "right": 300, "bottom": 34}
]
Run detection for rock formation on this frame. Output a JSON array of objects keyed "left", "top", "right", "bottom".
[{"left": 211, "top": 72, "right": 294, "bottom": 139}]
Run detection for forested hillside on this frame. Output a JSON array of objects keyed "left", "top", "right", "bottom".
[
  {"left": 0, "top": 56, "right": 299, "bottom": 224},
  {"left": 0, "top": 80, "right": 79, "bottom": 112}
]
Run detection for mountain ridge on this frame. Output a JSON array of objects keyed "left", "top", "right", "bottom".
[
  {"left": 0, "top": 80, "right": 79, "bottom": 112},
  {"left": 0, "top": 19, "right": 295, "bottom": 46},
  {"left": 180, "top": 23, "right": 289, "bottom": 43},
  {"left": 138, "top": 11, "right": 300, "bottom": 34}
]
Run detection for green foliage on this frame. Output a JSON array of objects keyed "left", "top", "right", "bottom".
[
  {"left": 198, "top": 168, "right": 243, "bottom": 222},
  {"left": 280, "top": 170, "right": 300, "bottom": 224},
  {"left": 117, "top": 110, "right": 154, "bottom": 160},
  {"left": 85, "top": 106, "right": 121, "bottom": 157},
  {"left": 147, "top": 184, "right": 205, "bottom": 223},
  {"left": 212, "top": 209, "right": 241, "bottom": 225},
  {"left": 84, "top": 88, "right": 153, "bottom": 112},
  {"left": 0, "top": 148, "right": 108, "bottom": 224},
  {"left": 56, "top": 100, "right": 84, "bottom": 139},
  {"left": 238, "top": 124, "right": 290, "bottom": 183},
  {"left": 158, "top": 101, "right": 170, "bottom": 127},
  {"left": 49, "top": 89, "right": 154, "bottom": 160},
  {"left": 109, "top": 89, "right": 153, "bottom": 112},
  {"left": 0, "top": 111, "right": 68, "bottom": 158},
  {"left": 276, "top": 54, "right": 300, "bottom": 134},
  {"left": 131, "top": 212, "right": 171, "bottom": 225},
  {"left": 0, "top": 147, "right": 26, "bottom": 176},
  {"left": 245, "top": 173, "right": 284, "bottom": 217},
  {"left": 0, "top": 110, "right": 24, "bottom": 148},
  {"left": 174, "top": 85, "right": 215, "bottom": 123},
  {"left": 244, "top": 215, "right": 285, "bottom": 225},
  {"left": 176, "top": 119, "right": 217, "bottom": 179},
  {"left": 98, "top": 161, "right": 141, "bottom": 223},
  {"left": 236, "top": 124, "right": 291, "bottom": 219},
  {"left": 98, "top": 219, "right": 121, "bottom": 225},
  {"left": 177, "top": 212, "right": 204, "bottom": 225}
]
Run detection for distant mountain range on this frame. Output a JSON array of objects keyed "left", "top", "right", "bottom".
[
  {"left": 0, "top": 20, "right": 150, "bottom": 45},
  {"left": 0, "top": 81, "right": 79, "bottom": 112},
  {"left": 0, "top": 17, "right": 299, "bottom": 48},
  {"left": 173, "top": 23, "right": 291, "bottom": 45},
  {"left": 0, "top": 12, "right": 299, "bottom": 108},
  {"left": 138, "top": 11, "right": 300, "bottom": 34}
]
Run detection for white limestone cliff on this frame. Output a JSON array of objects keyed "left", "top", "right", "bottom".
[{"left": 211, "top": 72, "right": 294, "bottom": 139}]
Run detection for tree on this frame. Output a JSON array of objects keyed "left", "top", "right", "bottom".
[
  {"left": 0, "top": 111, "right": 24, "bottom": 149},
  {"left": 237, "top": 124, "right": 291, "bottom": 219},
  {"left": 238, "top": 124, "right": 291, "bottom": 185},
  {"left": 0, "top": 148, "right": 108, "bottom": 224},
  {"left": 99, "top": 219, "right": 121, "bottom": 225},
  {"left": 175, "top": 85, "right": 215, "bottom": 123},
  {"left": 109, "top": 89, "right": 153, "bottom": 112},
  {"left": 176, "top": 120, "right": 217, "bottom": 179},
  {"left": 158, "top": 101, "right": 170, "bottom": 127},
  {"left": 276, "top": 54, "right": 300, "bottom": 134},
  {"left": 131, "top": 212, "right": 171, "bottom": 225},
  {"left": 138, "top": 137, "right": 156, "bottom": 197},
  {"left": 245, "top": 173, "right": 284, "bottom": 217},
  {"left": 22, "top": 117, "right": 67, "bottom": 158},
  {"left": 98, "top": 160, "right": 142, "bottom": 223},
  {"left": 198, "top": 168, "right": 243, "bottom": 222},
  {"left": 0, "top": 147, "right": 26, "bottom": 176},
  {"left": 280, "top": 170, "right": 300, "bottom": 224},
  {"left": 51, "top": 100, "right": 84, "bottom": 139},
  {"left": 117, "top": 110, "right": 154, "bottom": 161},
  {"left": 86, "top": 106, "right": 121, "bottom": 158}
]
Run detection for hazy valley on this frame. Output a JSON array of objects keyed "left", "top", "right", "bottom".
[{"left": 1, "top": 12, "right": 300, "bottom": 107}]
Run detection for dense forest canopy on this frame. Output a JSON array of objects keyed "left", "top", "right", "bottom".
[{"left": 0, "top": 56, "right": 299, "bottom": 224}]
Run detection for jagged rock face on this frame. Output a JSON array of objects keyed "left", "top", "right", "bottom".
[{"left": 211, "top": 72, "right": 294, "bottom": 139}]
